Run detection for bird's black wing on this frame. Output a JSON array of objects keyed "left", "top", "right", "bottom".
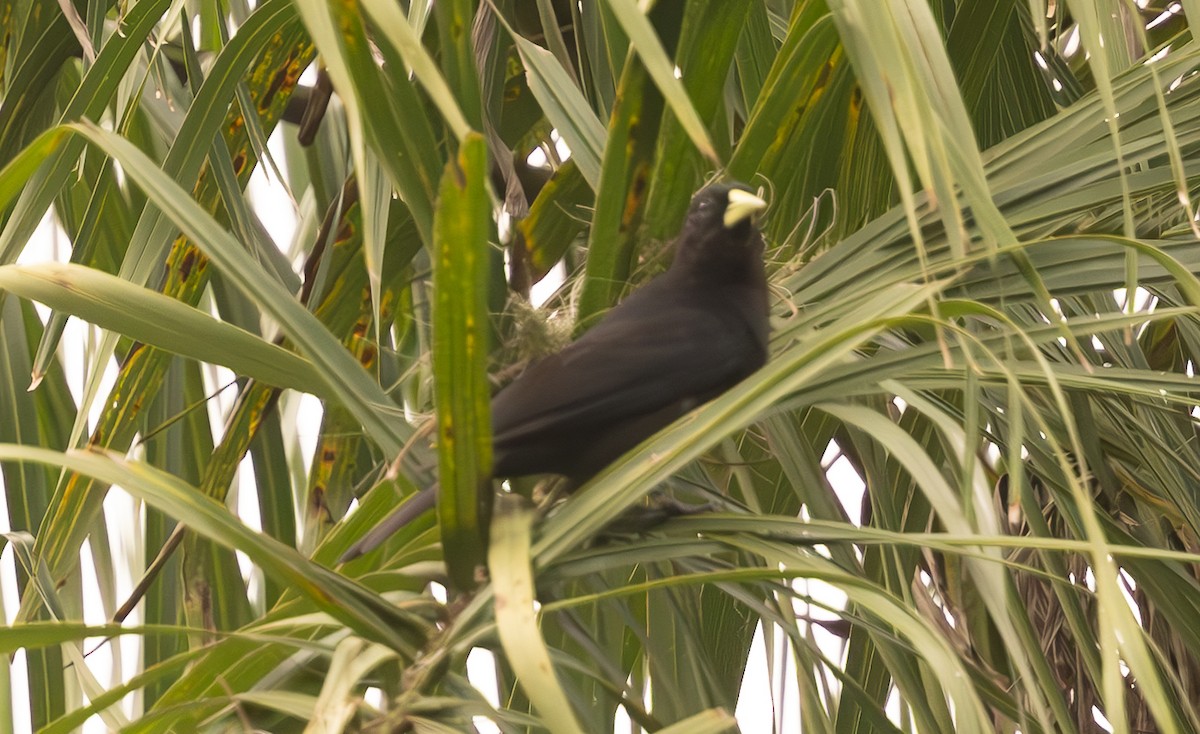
[{"left": 491, "top": 281, "right": 765, "bottom": 448}]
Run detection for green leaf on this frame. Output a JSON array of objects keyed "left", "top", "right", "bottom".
[
  {"left": 62, "top": 120, "right": 409, "bottom": 456},
  {"left": 432, "top": 132, "right": 494, "bottom": 589},
  {"left": 0, "top": 263, "right": 329, "bottom": 397},
  {"left": 0, "top": 445, "right": 426, "bottom": 654},
  {"left": 490, "top": 495, "right": 585, "bottom": 734},
  {"left": 601, "top": 0, "right": 717, "bottom": 163}
]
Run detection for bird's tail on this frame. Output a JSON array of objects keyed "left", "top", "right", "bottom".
[{"left": 338, "top": 482, "right": 439, "bottom": 563}]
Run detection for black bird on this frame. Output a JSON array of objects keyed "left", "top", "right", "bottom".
[{"left": 340, "top": 182, "right": 769, "bottom": 562}]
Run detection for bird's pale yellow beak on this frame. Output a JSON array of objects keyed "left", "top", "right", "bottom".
[{"left": 724, "top": 188, "right": 767, "bottom": 228}]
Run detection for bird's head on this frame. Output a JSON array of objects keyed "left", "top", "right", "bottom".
[{"left": 673, "top": 182, "right": 768, "bottom": 274}]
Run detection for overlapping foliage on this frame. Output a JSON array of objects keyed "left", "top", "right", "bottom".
[{"left": 2, "top": 1, "right": 1200, "bottom": 732}]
